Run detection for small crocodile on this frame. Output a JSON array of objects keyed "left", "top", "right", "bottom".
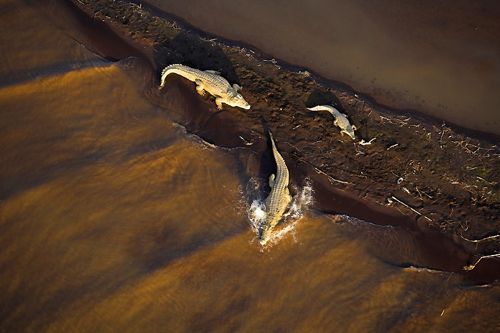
[
  {"left": 307, "top": 105, "right": 357, "bottom": 140},
  {"left": 260, "top": 130, "right": 292, "bottom": 245},
  {"left": 159, "top": 64, "right": 251, "bottom": 110}
]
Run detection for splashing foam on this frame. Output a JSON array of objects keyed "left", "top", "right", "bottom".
[{"left": 247, "top": 178, "right": 314, "bottom": 248}]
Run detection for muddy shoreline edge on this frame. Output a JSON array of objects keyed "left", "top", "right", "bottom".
[{"left": 57, "top": 0, "right": 499, "bottom": 282}]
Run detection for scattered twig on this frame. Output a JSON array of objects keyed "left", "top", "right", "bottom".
[
  {"left": 460, "top": 234, "right": 500, "bottom": 243},
  {"left": 358, "top": 137, "right": 376, "bottom": 146},
  {"left": 378, "top": 115, "right": 411, "bottom": 128},
  {"left": 476, "top": 176, "right": 495, "bottom": 185},
  {"left": 387, "top": 143, "right": 398, "bottom": 151},
  {"left": 463, "top": 253, "right": 500, "bottom": 271},
  {"left": 313, "top": 167, "right": 352, "bottom": 185},
  {"left": 238, "top": 136, "right": 254, "bottom": 146},
  {"left": 263, "top": 58, "right": 280, "bottom": 69},
  {"left": 402, "top": 187, "right": 411, "bottom": 195},
  {"left": 438, "top": 123, "right": 447, "bottom": 148},
  {"left": 389, "top": 195, "right": 432, "bottom": 221}
]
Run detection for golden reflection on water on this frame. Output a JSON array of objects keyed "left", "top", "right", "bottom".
[{"left": 0, "top": 0, "right": 499, "bottom": 331}]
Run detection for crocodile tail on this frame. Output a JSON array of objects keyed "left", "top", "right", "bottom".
[
  {"left": 160, "top": 66, "right": 169, "bottom": 78},
  {"left": 161, "top": 64, "right": 183, "bottom": 76},
  {"left": 268, "top": 130, "right": 277, "bottom": 150},
  {"left": 160, "top": 64, "right": 184, "bottom": 87}
]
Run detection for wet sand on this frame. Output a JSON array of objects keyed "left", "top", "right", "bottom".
[
  {"left": 144, "top": 0, "right": 500, "bottom": 135},
  {"left": 1, "top": 0, "right": 500, "bottom": 331}
]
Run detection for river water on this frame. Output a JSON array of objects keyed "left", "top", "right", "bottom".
[
  {"left": 0, "top": 0, "right": 499, "bottom": 332},
  {"left": 145, "top": 0, "right": 500, "bottom": 135}
]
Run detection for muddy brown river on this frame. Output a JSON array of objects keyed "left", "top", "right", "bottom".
[{"left": 0, "top": 0, "right": 499, "bottom": 332}]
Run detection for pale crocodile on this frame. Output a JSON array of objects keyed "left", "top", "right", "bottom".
[
  {"left": 307, "top": 105, "right": 357, "bottom": 140},
  {"left": 260, "top": 130, "right": 292, "bottom": 245},
  {"left": 159, "top": 64, "right": 251, "bottom": 110}
]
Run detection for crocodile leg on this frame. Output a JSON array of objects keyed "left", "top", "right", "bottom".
[
  {"left": 269, "top": 174, "right": 275, "bottom": 187},
  {"left": 195, "top": 79, "right": 206, "bottom": 96},
  {"left": 333, "top": 118, "right": 340, "bottom": 128},
  {"left": 341, "top": 129, "right": 355, "bottom": 140},
  {"left": 215, "top": 97, "right": 224, "bottom": 110}
]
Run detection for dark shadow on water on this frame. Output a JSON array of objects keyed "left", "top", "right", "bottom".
[
  {"left": 39, "top": 0, "right": 148, "bottom": 62},
  {"left": 129, "top": 220, "right": 248, "bottom": 274},
  {"left": 0, "top": 150, "right": 107, "bottom": 202}
]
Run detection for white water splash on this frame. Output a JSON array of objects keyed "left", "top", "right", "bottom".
[
  {"left": 246, "top": 178, "right": 314, "bottom": 248},
  {"left": 248, "top": 199, "right": 267, "bottom": 235}
]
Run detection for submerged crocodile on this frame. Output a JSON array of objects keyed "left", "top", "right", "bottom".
[
  {"left": 260, "top": 130, "right": 292, "bottom": 245},
  {"left": 159, "top": 64, "right": 251, "bottom": 110},
  {"left": 307, "top": 105, "right": 357, "bottom": 140}
]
